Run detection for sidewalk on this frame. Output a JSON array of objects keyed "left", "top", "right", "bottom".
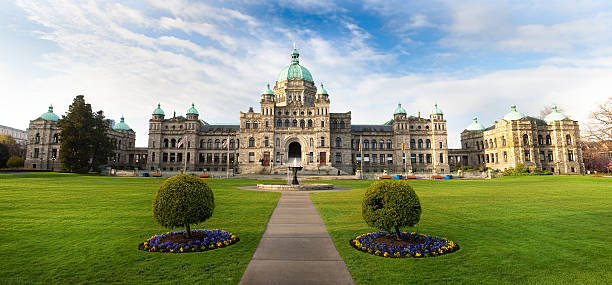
[{"left": 240, "top": 192, "right": 354, "bottom": 285}]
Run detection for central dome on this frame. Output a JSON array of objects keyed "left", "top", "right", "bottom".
[{"left": 276, "top": 46, "right": 313, "bottom": 83}]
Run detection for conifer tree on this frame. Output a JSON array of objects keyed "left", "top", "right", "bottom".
[{"left": 58, "top": 95, "right": 113, "bottom": 173}]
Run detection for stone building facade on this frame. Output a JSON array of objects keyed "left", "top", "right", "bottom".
[
  {"left": 24, "top": 47, "right": 585, "bottom": 175},
  {"left": 449, "top": 105, "right": 585, "bottom": 174}
]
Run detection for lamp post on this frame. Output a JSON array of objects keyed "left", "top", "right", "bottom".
[{"left": 51, "top": 156, "right": 56, "bottom": 172}]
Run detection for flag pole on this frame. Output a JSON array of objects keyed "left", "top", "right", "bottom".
[
  {"left": 184, "top": 138, "right": 188, "bottom": 173},
  {"left": 226, "top": 137, "right": 230, "bottom": 179},
  {"left": 403, "top": 137, "right": 407, "bottom": 178},
  {"left": 360, "top": 135, "right": 364, "bottom": 180}
]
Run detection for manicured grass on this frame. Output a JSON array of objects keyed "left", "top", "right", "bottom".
[
  {"left": 0, "top": 173, "right": 280, "bottom": 284},
  {"left": 309, "top": 176, "right": 612, "bottom": 284}
]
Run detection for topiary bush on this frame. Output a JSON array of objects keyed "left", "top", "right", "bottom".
[
  {"left": 153, "top": 174, "right": 215, "bottom": 238},
  {"left": 362, "top": 180, "right": 421, "bottom": 240},
  {"left": 6, "top": 156, "right": 24, "bottom": 168}
]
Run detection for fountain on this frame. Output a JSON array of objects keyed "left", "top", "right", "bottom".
[
  {"left": 288, "top": 159, "right": 303, "bottom": 185},
  {"left": 255, "top": 158, "right": 334, "bottom": 191}
]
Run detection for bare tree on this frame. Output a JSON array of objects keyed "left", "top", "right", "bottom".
[{"left": 585, "top": 97, "right": 612, "bottom": 142}]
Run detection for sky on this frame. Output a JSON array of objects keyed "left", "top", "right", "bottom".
[{"left": 1, "top": 0, "right": 611, "bottom": 147}]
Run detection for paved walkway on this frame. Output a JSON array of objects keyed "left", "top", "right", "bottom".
[{"left": 240, "top": 192, "right": 354, "bottom": 285}]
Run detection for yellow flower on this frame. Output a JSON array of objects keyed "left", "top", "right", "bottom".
[
  {"left": 180, "top": 248, "right": 184, "bottom": 252},
  {"left": 383, "top": 252, "right": 390, "bottom": 257},
  {"left": 216, "top": 242, "right": 222, "bottom": 247},
  {"left": 415, "top": 253, "right": 421, "bottom": 257}
]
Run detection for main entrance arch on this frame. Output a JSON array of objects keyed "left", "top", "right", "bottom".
[{"left": 288, "top": 141, "right": 301, "bottom": 164}]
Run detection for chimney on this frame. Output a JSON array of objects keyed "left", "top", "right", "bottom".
[{"left": 418, "top": 111, "right": 420, "bottom": 118}]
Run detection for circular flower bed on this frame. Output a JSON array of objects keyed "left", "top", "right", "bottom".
[
  {"left": 139, "top": 229, "right": 239, "bottom": 253},
  {"left": 350, "top": 232, "right": 459, "bottom": 258}
]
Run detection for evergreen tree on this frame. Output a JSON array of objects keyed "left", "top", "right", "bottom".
[{"left": 58, "top": 95, "right": 113, "bottom": 173}]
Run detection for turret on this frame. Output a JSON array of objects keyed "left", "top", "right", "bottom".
[
  {"left": 152, "top": 103, "right": 165, "bottom": 121},
  {"left": 186, "top": 103, "right": 199, "bottom": 120},
  {"left": 430, "top": 103, "right": 443, "bottom": 121}
]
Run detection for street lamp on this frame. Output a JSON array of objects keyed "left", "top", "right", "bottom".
[{"left": 51, "top": 156, "right": 56, "bottom": 172}]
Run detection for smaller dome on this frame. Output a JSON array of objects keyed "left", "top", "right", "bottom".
[
  {"left": 40, "top": 105, "right": 60, "bottom": 122},
  {"left": 503, "top": 105, "right": 527, "bottom": 121},
  {"left": 187, "top": 103, "right": 199, "bottom": 115},
  {"left": 394, "top": 103, "right": 407, "bottom": 115},
  {"left": 153, "top": 103, "right": 165, "bottom": 115},
  {"left": 318, "top": 83, "right": 328, "bottom": 95},
  {"left": 263, "top": 83, "right": 274, "bottom": 95},
  {"left": 431, "top": 103, "right": 443, "bottom": 115},
  {"left": 466, "top": 117, "right": 486, "bottom": 131},
  {"left": 544, "top": 105, "right": 568, "bottom": 123},
  {"left": 113, "top": 116, "right": 131, "bottom": 131}
]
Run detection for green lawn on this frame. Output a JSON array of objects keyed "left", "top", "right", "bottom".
[
  {"left": 0, "top": 173, "right": 280, "bottom": 284},
  {"left": 309, "top": 176, "right": 612, "bottom": 284}
]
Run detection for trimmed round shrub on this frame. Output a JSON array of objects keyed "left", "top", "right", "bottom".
[
  {"left": 153, "top": 174, "right": 214, "bottom": 237},
  {"left": 362, "top": 180, "right": 421, "bottom": 239},
  {"left": 6, "top": 156, "right": 25, "bottom": 168}
]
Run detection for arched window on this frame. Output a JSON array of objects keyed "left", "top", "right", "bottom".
[
  {"left": 379, "top": 139, "right": 384, "bottom": 149},
  {"left": 355, "top": 139, "right": 360, "bottom": 149},
  {"left": 230, "top": 139, "right": 235, "bottom": 149},
  {"left": 284, "top": 119, "right": 290, "bottom": 127},
  {"left": 418, "top": 139, "right": 423, "bottom": 149},
  {"left": 426, "top": 139, "right": 431, "bottom": 149},
  {"left": 538, "top": 135, "right": 543, "bottom": 145},
  {"left": 277, "top": 119, "right": 282, "bottom": 127},
  {"left": 53, "top": 134, "right": 58, "bottom": 143},
  {"left": 164, "top": 139, "right": 169, "bottom": 148},
  {"left": 292, "top": 120, "right": 297, "bottom": 127},
  {"left": 35, "top": 133, "right": 40, "bottom": 144},
  {"left": 215, "top": 139, "right": 220, "bottom": 149},
  {"left": 308, "top": 119, "right": 313, "bottom": 128},
  {"left": 372, "top": 140, "right": 377, "bottom": 149},
  {"left": 523, "top": 134, "right": 529, "bottom": 145},
  {"left": 249, "top": 137, "right": 255, "bottom": 147},
  {"left": 171, "top": 138, "right": 176, "bottom": 148},
  {"left": 222, "top": 139, "right": 227, "bottom": 149},
  {"left": 200, "top": 139, "right": 204, "bottom": 148},
  {"left": 566, "top": 135, "right": 572, "bottom": 145},
  {"left": 246, "top": 121, "right": 250, "bottom": 129},
  {"left": 410, "top": 139, "right": 415, "bottom": 149},
  {"left": 300, "top": 119, "right": 305, "bottom": 128},
  {"left": 253, "top": 122, "right": 258, "bottom": 129},
  {"left": 364, "top": 140, "right": 369, "bottom": 149},
  {"left": 207, "top": 139, "right": 213, "bottom": 149},
  {"left": 335, "top": 137, "right": 341, "bottom": 147},
  {"left": 546, "top": 135, "right": 552, "bottom": 145},
  {"left": 332, "top": 120, "right": 338, "bottom": 129},
  {"left": 387, "top": 140, "right": 392, "bottom": 149},
  {"left": 502, "top": 136, "right": 507, "bottom": 146},
  {"left": 340, "top": 121, "right": 345, "bottom": 128}
]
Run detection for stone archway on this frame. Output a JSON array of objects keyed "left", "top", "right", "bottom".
[{"left": 288, "top": 141, "right": 301, "bottom": 164}]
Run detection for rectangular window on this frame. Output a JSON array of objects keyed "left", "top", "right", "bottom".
[
  {"left": 34, "top": 148, "right": 39, "bottom": 158},
  {"left": 364, "top": 154, "right": 370, "bottom": 162},
  {"left": 170, "top": 153, "right": 176, "bottom": 162},
  {"left": 309, "top": 152, "right": 314, "bottom": 163},
  {"left": 249, "top": 152, "right": 255, "bottom": 162},
  {"left": 335, "top": 153, "right": 342, "bottom": 163},
  {"left": 264, "top": 137, "right": 269, "bottom": 147},
  {"left": 163, "top": 152, "right": 168, "bottom": 162},
  {"left": 439, "top": 153, "right": 443, "bottom": 163},
  {"left": 253, "top": 122, "right": 258, "bottom": 129},
  {"left": 380, "top": 154, "right": 385, "bottom": 164},
  {"left": 426, "top": 154, "right": 432, "bottom": 164},
  {"left": 411, "top": 154, "right": 416, "bottom": 163},
  {"left": 246, "top": 122, "right": 250, "bottom": 129},
  {"left": 568, "top": 150, "right": 574, "bottom": 162},
  {"left": 214, "top": 153, "right": 219, "bottom": 163},
  {"left": 321, "top": 137, "right": 325, "bottom": 147},
  {"left": 548, "top": 151, "right": 553, "bottom": 162},
  {"left": 207, "top": 153, "right": 212, "bottom": 163},
  {"left": 387, "top": 154, "right": 393, "bottom": 164},
  {"left": 229, "top": 153, "right": 235, "bottom": 164},
  {"left": 178, "top": 153, "right": 183, "bottom": 162},
  {"left": 51, "top": 149, "right": 57, "bottom": 159},
  {"left": 419, "top": 154, "right": 424, "bottom": 163},
  {"left": 321, "top": 121, "right": 324, "bottom": 128},
  {"left": 539, "top": 151, "right": 545, "bottom": 162},
  {"left": 439, "top": 142, "right": 443, "bottom": 149},
  {"left": 524, "top": 150, "right": 530, "bottom": 162}
]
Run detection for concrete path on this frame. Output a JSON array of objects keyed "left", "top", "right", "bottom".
[{"left": 240, "top": 192, "right": 355, "bottom": 285}]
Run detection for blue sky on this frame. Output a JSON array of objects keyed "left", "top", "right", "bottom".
[{"left": 2, "top": 0, "right": 611, "bottom": 147}]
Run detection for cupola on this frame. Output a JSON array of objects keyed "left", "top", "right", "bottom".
[
  {"left": 544, "top": 105, "right": 568, "bottom": 123},
  {"left": 39, "top": 105, "right": 60, "bottom": 122},
  {"left": 503, "top": 105, "right": 527, "bottom": 121},
  {"left": 466, "top": 117, "right": 486, "bottom": 131},
  {"left": 112, "top": 116, "right": 131, "bottom": 131}
]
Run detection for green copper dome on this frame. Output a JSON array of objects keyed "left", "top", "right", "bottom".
[
  {"left": 318, "top": 83, "right": 328, "bottom": 94},
  {"left": 113, "top": 116, "right": 131, "bottom": 131},
  {"left": 276, "top": 46, "right": 314, "bottom": 83},
  {"left": 503, "top": 105, "right": 527, "bottom": 121},
  {"left": 431, "top": 103, "right": 443, "bottom": 115},
  {"left": 39, "top": 105, "right": 60, "bottom": 122},
  {"left": 544, "top": 105, "right": 568, "bottom": 123},
  {"left": 466, "top": 117, "right": 486, "bottom": 131},
  {"left": 153, "top": 103, "right": 165, "bottom": 115},
  {"left": 187, "top": 103, "right": 199, "bottom": 115},
  {"left": 394, "top": 103, "right": 407, "bottom": 115},
  {"left": 263, "top": 83, "right": 274, "bottom": 95}
]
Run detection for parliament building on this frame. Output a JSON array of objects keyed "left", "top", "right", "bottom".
[{"left": 24, "top": 47, "right": 585, "bottom": 175}]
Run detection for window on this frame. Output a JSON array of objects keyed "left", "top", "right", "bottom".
[
  {"left": 265, "top": 121, "right": 269, "bottom": 128},
  {"left": 171, "top": 139, "right": 176, "bottom": 148},
  {"left": 335, "top": 153, "right": 342, "bottom": 163},
  {"left": 539, "top": 151, "right": 545, "bottom": 162},
  {"left": 163, "top": 152, "right": 168, "bottom": 162},
  {"left": 568, "top": 150, "right": 574, "bottom": 161},
  {"left": 33, "top": 148, "right": 39, "bottom": 158},
  {"left": 548, "top": 151, "right": 553, "bottom": 162},
  {"left": 264, "top": 137, "right": 269, "bottom": 147},
  {"left": 200, "top": 139, "right": 204, "bottom": 148},
  {"left": 419, "top": 154, "right": 424, "bottom": 163},
  {"left": 387, "top": 154, "right": 393, "bottom": 164},
  {"left": 387, "top": 140, "right": 392, "bottom": 149},
  {"left": 207, "top": 153, "right": 212, "bottom": 163},
  {"left": 418, "top": 139, "right": 423, "bottom": 149},
  {"left": 308, "top": 120, "right": 313, "bottom": 128},
  {"left": 284, "top": 120, "right": 290, "bottom": 127},
  {"left": 248, "top": 152, "right": 254, "bottom": 162},
  {"left": 310, "top": 138, "right": 314, "bottom": 147},
  {"left": 300, "top": 120, "right": 305, "bottom": 128},
  {"left": 410, "top": 139, "right": 415, "bottom": 149},
  {"left": 524, "top": 150, "right": 530, "bottom": 161},
  {"left": 170, "top": 153, "right": 176, "bottom": 162},
  {"left": 277, "top": 119, "right": 282, "bottom": 127},
  {"left": 276, "top": 138, "right": 280, "bottom": 147},
  {"left": 332, "top": 120, "right": 338, "bottom": 129},
  {"left": 187, "top": 152, "right": 190, "bottom": 162},
  {"left": 371, "top": 140, "right": 377, "bottom": 149},
  {"left": 321, "top": 137, "right": 325, "bottom": 147},
  {"left": 364, "top": 140, "right": 369, "bottom": 149},
  {"left": 253, "top": 122, "right": 258, "bottom": 129},
  {"left": 502, "top": 136, "right": 506, "bottom": 146},
  {"left": 426, "top": 139, "right": 431, "bottom": 149},
  {"left": 355, "top": 139, "right": 360, "bottom": 149},
  {"left": 340, "top": 121, "right": 345, "bottom": 128},
  {"left": 439, "top": 153, "right": 444, "bottom": 163},
  {"left": 53, "top": 134, "right": 58, "bottom": 143},
  {"left": 538, "top": 135, "right": 543, "bottom": 145},
  {"left": 151, "top": 152, "right": 155, "bottom": 162},
  {"left": 335, "top": 137, "right": 341, "bottom": 147},
  {"left": 321, "top": 120, "right": 325, "bottom": 128},
  {"left": 426, "top": 154, "right": 432, "bottom": 164},
  {"left": 523, "top": 134, "right": 529, "bottom": 145},
  {"left": 566, "top": 135, "right": 572, "bottom": 145},
  {"left": 215, "top": 139, "right": 220, "bottom": 149},
  {"left": 411, "top": 154, "right": 416, "bottom": 163},
  {"left": 207, "top": 139, "right": 213, "bottom": 149},
  {"left": 35, "top": 133, "right": 40, "bottom": 144},
  {"left": 546, "top": 135, "right": 552, "bottom": 145},
  {"left": 164, "top": 139, "right": 169, "bottom": 148},
  {"left": 503, "top": 151, "right": 507, "bottom": 162},
  {"left": 213, "top": 153, "right": 219, "bottom": 163},
  {"left": 249, "top": 137, "right": 255, "bottom": 147},
  {"left": 292, "top": 120, "right": 297, "bottom": 127},
  {"left": 246, "top": 122, "right": 250, "bottom": 129},
  {"left": 230, "top": 139, "right": 236, "bottom": 149}
]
